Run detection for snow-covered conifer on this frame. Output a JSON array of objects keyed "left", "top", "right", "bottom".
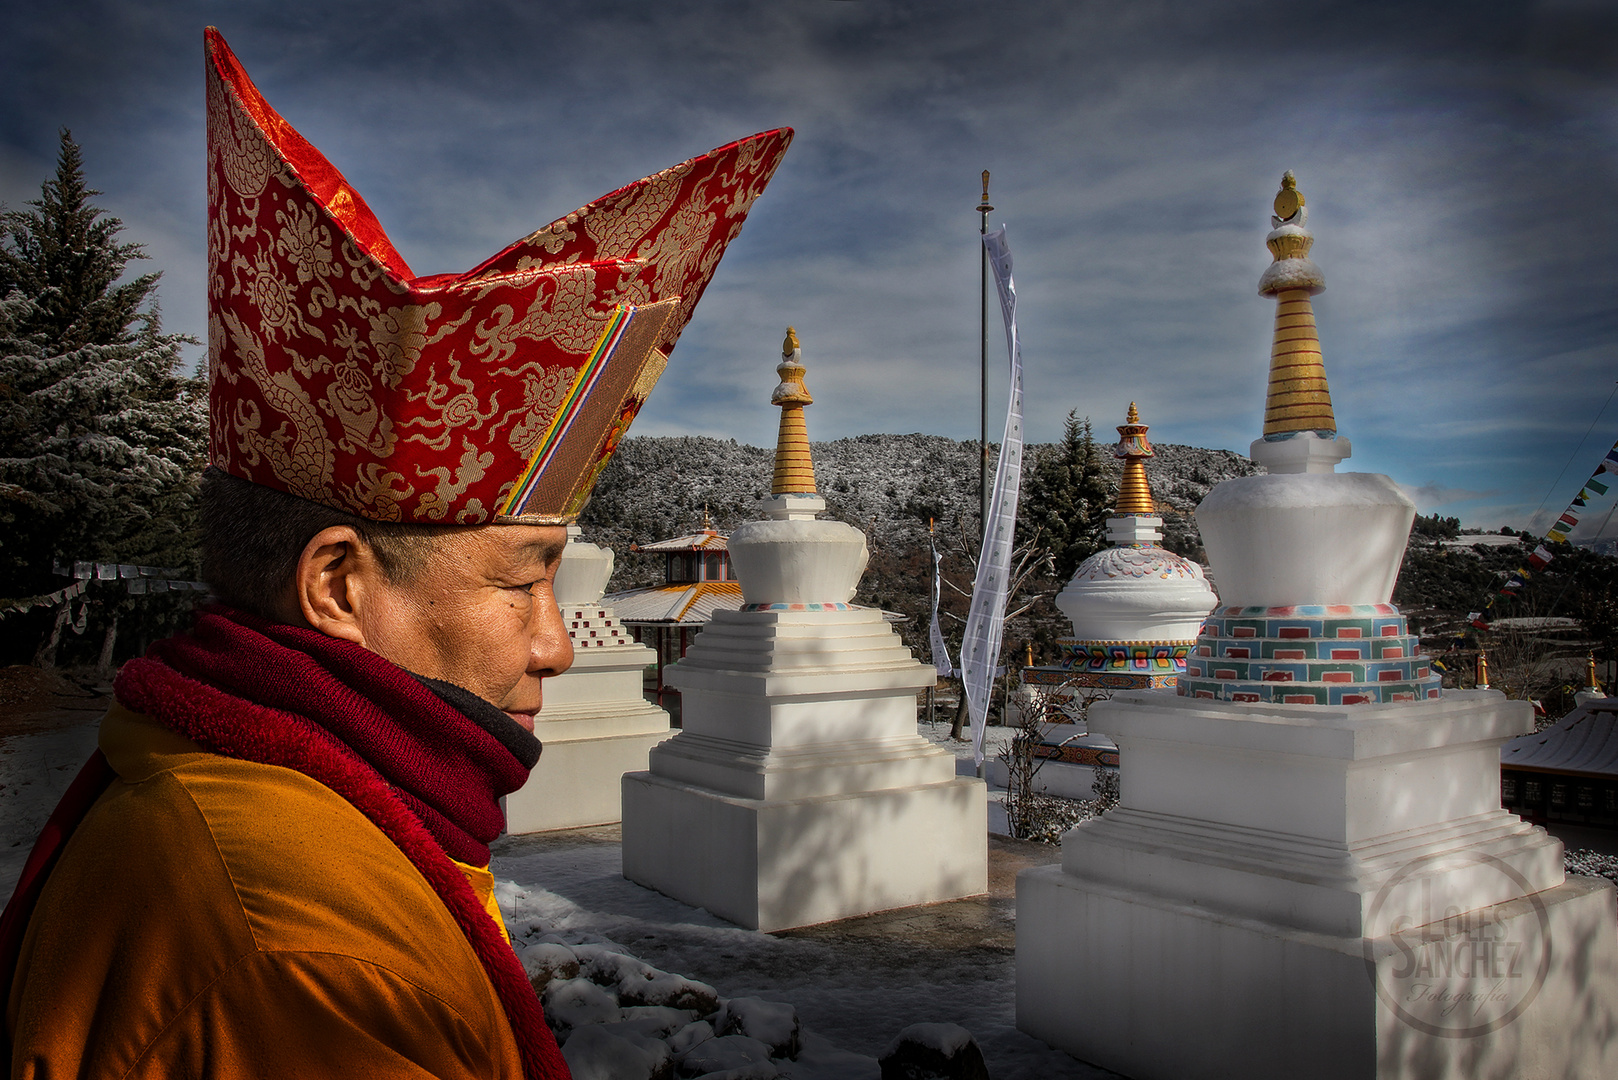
[{"left": 0, "top": 131, "right": 206, "bottom": 665}]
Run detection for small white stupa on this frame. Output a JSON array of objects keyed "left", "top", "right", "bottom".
[
  {"left": 621, "top": 329, "right": 987, "bottom": 931},
  {"left": 1016, "top": 173, "right": 1618, "bottom": 1079},
  {"left": 1007, "top": 404, "right": 1216, "bottom": 796},
  {"left": 504, "top": 526, "right": 673, "bottom": 832}
]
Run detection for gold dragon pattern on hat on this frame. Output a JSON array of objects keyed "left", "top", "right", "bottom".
[{"left": 204, "top": 28, "right": 793, "bottom": 524}]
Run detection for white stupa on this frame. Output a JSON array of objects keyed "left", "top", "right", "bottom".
[
  {"left": 1006, "top": 404, "right": 1217, "bottom": 797},
  {"left": 505, "top": 526, "right": 673, "bottom": 832},
  {"left": 1016, "top": 173, "right": 1617, "bottom": 1079},
  {"left": 620, "top": 329, "right": 987, "bottom": 931}
]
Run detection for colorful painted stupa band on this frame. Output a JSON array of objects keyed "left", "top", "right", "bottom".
[
  {"left": 1178, "top": 602, "right": 1441, "bottom": 704},
  {"left": 740, "top": 602, "right": 852, "bottom": 612},
  {"left": 1258, "top": 172, "right": 1335, "bottom": 441},
  {"left": 204, "top": 28, "right": 791, "bottom": 524},
  {"left": 1057, "top": 641, "right": 1191, "bottom": 673}
]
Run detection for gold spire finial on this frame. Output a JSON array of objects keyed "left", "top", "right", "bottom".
[
  {"left": 770, "top": 327, "right": 815, "bottom": 495},
  {"left": 1273, "top": 170, "right": 1303, "bottom": 221},
  {"left": 1476, "top": 649, "right": 1490, "bottom": 690},
  {"left": 1588, "top": 652, "right": 1602, "bottom": 693},
  {"left": 1113, "top": 402, "right": 1156, "bottom": 516},
  {"left": 1258, "top": 171, "right": 1335, "bottom": 440},
  {"left": 977, "top": 170, "right": 993, "bottom": 214}
]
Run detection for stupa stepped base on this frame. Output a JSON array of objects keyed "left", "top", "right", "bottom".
[
  {"left": 1015, "top": 687, "right": 1618, "bottom": 1078},
  {"left": 620, "top": 606, "right": 987, "bottom": 930},
  {"left": 622, "top": 769, "right": 986, "bottom": 932},
  {"left": 1017, "top": 865, "right": 1618, "bottom": 1080},
  {"left": 505, "top": 633, "right": 671, "bottom": 833}
]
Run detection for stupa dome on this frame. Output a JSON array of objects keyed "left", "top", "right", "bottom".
[
  {"left": 1057, "top": 543, "right": 1216, "bottom": 643},
  {"left": 1052, "top": 404, "right": 1218, "bottom": 661}
]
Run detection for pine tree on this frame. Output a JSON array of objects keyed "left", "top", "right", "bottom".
[
  {"left": 0, "top": 131, "right": 207, "bottom": 666},
  {"left": 1020, "top": 411, "right": 1115, "bottom": 582}
]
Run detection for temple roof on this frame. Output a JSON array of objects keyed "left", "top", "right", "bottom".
[
  {"left": 632, "top": 531, "right": 730, "bottom": 553},
  {"left": 604, "top": 581, "right": 744, "bottom": 624},
  {"left": 1501, "top": 698, "right": 1618, "bottom": 779}
]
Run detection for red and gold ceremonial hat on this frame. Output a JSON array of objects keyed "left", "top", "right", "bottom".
[{"left": 205, "top": 28, "right": 791, "bottom": 524}]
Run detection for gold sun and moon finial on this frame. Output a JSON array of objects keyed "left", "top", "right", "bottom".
[
  {"left": 1259, "top": 170, "right": 1336, "bottom": 441},
  {"left": 1113, "top": 402, "right": 1157, "bottom": 516},
  {"left": 770, "top": 327, "right": 816, "bottom": 495}
]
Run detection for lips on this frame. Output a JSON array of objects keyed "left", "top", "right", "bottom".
[{"left": 503, "top": 710, "right": 537, "bottom": 733}]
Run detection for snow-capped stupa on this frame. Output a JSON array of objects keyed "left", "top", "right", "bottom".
[
  {"left": 1016, "top": 173, "right": 1617, "bottom": 1080},
  {"left": 1050, "top": 403, "right": 1217, "bottom": 681},
  {"left": 621, "top": 330, "right": 986, "bottom": 932}
]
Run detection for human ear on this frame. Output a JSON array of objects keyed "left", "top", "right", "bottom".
[{"left": 294, "top": 526, "right": 378, "bottom": 646}]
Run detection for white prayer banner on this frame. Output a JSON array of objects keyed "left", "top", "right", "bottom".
[
  {"left": 928, "top": 529, "right": 953, "bottom": 678},
  {"left": 960, "top": 226, "right": 1026, "bottom": 767}
]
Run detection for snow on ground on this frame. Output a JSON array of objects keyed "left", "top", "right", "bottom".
[
  {"left": 0, "top": 720, "right": 101, "bottom": 896},
  {"left": 490, "top": 826, "right": 1116, "bottom": 1079}
]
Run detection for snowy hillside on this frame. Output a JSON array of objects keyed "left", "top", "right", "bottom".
[{"left": 580, "top": 434, "right": 1258, "bottom": 660}]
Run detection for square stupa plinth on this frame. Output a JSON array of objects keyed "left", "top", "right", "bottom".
[
  {"left": 1016, "top": 688, "right": 1618, "bottom": 1079},
  {"left": 621, "top": 607, "right": 986, "bottom": 932},
  {"left": 505, "top": 527, "right": 674, "bottom": 833},
  {"left": 504, "top": 607, "right": 670, "bottom": 833}
]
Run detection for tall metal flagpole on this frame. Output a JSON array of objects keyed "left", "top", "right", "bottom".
[
  {"left": 977, "top": 171, "right": 993, "bottom": 551},
  {"left": 975, "top": 171, "right": 992, "bottom": 780}
]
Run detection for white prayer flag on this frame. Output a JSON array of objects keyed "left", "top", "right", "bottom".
[
  {"left": 960, "top": 226, "right": 1026, "bottom": 767},
  {"left": 928, "top": 529, "right": 953, "bottom": 678}
]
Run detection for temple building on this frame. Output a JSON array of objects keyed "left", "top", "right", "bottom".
[
  {"left": 1003, "top": 403, "right": 1217, "bottom": 796},
  {"left": 1502, "top": 658, "right": 1618, "bottom": 832},
  {"left": 603, "top": 513, "right": 742, "bottom": 721}
]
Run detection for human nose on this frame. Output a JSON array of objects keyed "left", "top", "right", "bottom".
[{"left": 531, "top": 588, "right": 574, "bottom": 678}]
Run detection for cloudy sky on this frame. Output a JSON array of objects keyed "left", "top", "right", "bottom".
[{"left": 3, "top": 0, "right": 1616, "bottom": 534}]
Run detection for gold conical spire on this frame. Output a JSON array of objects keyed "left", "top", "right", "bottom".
[
  {"left": 1259, "top": 171, "right": 1336, "bottom": 439},
  {"left": 1113, "top": 402, "right": 1156, "bottom": 516},
  {"left": 770, "top": 327, "right": 816, "bottom": 495}
]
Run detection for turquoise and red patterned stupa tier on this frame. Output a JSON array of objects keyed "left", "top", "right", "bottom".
[{"left": 1178, "top": 604, "right": 1442, "bottom": 705}]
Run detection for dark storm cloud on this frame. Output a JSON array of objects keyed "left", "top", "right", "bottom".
[{"left": 2, "top": 0, "right": 1615, "bottom": 529}]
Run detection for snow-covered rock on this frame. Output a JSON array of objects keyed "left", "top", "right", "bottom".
[
  {"left": 573, "top": 942, "right": 721, "bottom": 1012},
  {"left": 669, "top": 1019, "right": 717, "bottom": 1055},
  {"left": 518, "top": 940, "right": 579, "bottom": 993},
  {"left": 677, "top": 1034, "right": 778, "bottom": 1077},
  {"left": 714, "top": 997, "right": 801, "bottom": 1060},
  {"left": 877, "top": 1023, "right": 989, "bottom": 1080},
  {"left": 543, "top": 977, "right": 622, "bottom": 1033},
  {"left": 561, "top": 1023, "right": 674, "bottom": 1080}
]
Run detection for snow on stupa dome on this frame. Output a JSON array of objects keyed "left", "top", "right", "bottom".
[{"left": 1054, "top": 404, "right": 1217, "bottom": 646}]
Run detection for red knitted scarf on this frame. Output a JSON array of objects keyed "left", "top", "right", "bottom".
[{"left": 0, "top": 608, "right": 570, "bottom": 1080}]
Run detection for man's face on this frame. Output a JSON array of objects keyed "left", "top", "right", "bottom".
[{"left": 360, "top": 524, "right": 573, "bottom": 731}]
